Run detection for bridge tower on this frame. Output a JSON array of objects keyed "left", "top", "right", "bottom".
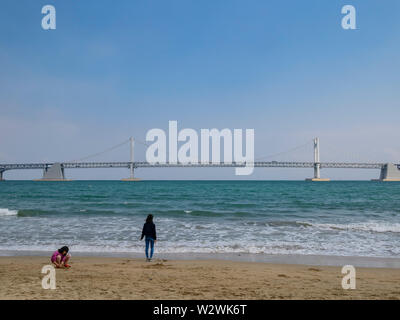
[
  {"left": 306, "top": 138, "right": 330, "bottom": 181},
  {"left": 122, "top": 137, "right": 141, "bottom": 181}
]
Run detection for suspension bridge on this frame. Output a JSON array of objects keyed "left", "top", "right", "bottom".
[{"left": 0, "top": 138, "right": 399, "bottom": 181}]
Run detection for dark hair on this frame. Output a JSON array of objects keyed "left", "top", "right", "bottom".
[
  {"left": 146, "top": 214, "right": 153, "bottom": 223},
  {"left": 58, "top": 246, "right": 69, "bottom": 255}
]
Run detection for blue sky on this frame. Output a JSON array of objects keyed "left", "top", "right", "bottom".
[{"left": 0, "top": 0, "right": 399, "bottom": 179}]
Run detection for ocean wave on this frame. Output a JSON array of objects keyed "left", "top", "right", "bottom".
[
  {"left": 0, "top": 243, "right": 309, "bottom": 255},
  {"left": 242, "top": 220, "right": 400, "bottom": 234},
  {"left": 309, "top": 221, "right": 400, "bottom": 233},
  {"left": 243, "top": 221, "right": 313, "bottom": 228},
  {"left": 16, "top": 209, "right": 55, "bottom": 217},
  {"left": 223, "top": 203, "right": 258, "bottom": 208},
  {"left": 159, "top": 209, "right": 223, "bottom": 217},
  {"left": 0, "top": 208, "right": 18, "bottom": 216},
  {"left": 16, "top": 209, "right": 118, "bottom": 217},
  {"left": 177, "top": 210, "right": 253, "bottom": 217}
]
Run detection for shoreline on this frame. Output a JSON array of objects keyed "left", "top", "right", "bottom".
[
  {"left": 1, "top": 255, "right": 400, "bottom": 299},
  {"left": 1, "top": 250, "right": 400, "bottom": 268}
]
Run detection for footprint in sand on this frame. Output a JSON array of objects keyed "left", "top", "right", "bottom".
[{"left": 308, "top": 268, "right": 321, "bottom": 272}]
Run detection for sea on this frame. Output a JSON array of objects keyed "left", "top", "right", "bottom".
[{"left": 0, "top": 181, "right": 399, "bottom": 259}]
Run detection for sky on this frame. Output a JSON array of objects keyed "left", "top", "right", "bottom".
[{"left": 0, "top": 0, "right": 399, "bottom": 180}]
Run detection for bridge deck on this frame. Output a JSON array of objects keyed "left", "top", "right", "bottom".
[{"left": 0, "top": 161, "right": 386, "bottom": 171}]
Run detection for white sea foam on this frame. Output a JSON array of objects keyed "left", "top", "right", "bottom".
[
  {"left": 0, "top": 208, "right": 18, "bottom": 216},
  {"left": 307, "top": 221, "right": 400, "bottom": 233},
  {"left": 1, "top": 213, "right": 399, "bottom": 257},
  {"left": 0, "top": 233, "right": 399, "bottom": 257}
]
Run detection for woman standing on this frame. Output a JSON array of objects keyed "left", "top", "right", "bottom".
[{"left": 140, "top": 214, "right": 157, "bottom": 261}]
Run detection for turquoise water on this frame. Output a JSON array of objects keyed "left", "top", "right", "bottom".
[{"left": 0, "top": 181, "right": 399, "bottom": 257}]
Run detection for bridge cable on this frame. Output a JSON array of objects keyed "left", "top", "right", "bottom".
[
  {"left": 254, "top": 140, "right": 313, "bottom": 162},
  {"left": 68, "top": 139, "right": 131, "bottom": 162},
  {"left": 134, "top": 139, "right": 151, "bottom": 147}
]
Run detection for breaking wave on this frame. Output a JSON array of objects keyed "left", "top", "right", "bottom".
[
  {"left": 308, "top": 221, "right": 400, "bottom": 233},
  {"left": 0, "top": 208, "right": 18, "bottom": 216}
]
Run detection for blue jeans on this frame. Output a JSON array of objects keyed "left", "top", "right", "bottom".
[{"left": 145, "top": 237, "right": 155, "bottom": 259}]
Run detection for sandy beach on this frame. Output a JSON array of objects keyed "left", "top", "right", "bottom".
[{"left": 0, "top": 256, "right": 399, "bottom": 300}]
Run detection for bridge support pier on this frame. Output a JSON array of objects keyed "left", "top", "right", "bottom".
[
  {"left": 306, "top": 138, "right": 330, "bottom": 181},
  {"left": 34, "top": 163, "right": 69, "bottom": 181},
  {"left": 121, "top": 137, "right": 141, "bottom": 181},
  {"left": 372, "top": 163, "right": 400, "bottom": 181},
  {"left": 0, "top": 170, "right": 4, "bottom": 181},
  {"left": 121, "top": 165, "right": 141, "bottom": 181}
]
